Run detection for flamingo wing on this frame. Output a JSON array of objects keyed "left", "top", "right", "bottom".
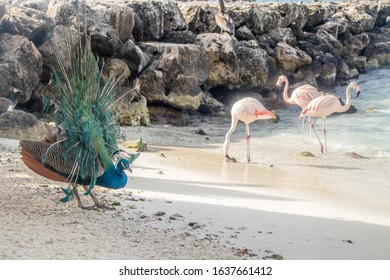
[
  {"left": 300, "top": 95, "right": 340, "bottom": 118},
  {"left": 292, "top": 84, "right": 320, "bottom": 108}
]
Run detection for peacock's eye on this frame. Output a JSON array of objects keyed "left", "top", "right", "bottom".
[{"left": 121, "top": 160, "right": 129, "bottom": 169}]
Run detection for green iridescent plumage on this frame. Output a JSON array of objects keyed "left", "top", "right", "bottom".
[
  {"left": 20, "top": 1, "right": 139, "bottom": 210},
  {"left": 51, "top": 32, "right": 123, "bottom": 195}
]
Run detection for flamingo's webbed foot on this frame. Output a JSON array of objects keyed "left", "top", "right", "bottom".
[{"left": 225, "top": 154, "right": 237, "bottom": 163}]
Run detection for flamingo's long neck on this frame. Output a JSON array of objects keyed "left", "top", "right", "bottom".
[
  {"left": 223, "top": 116, "right": 238, "bottom": 155},
  {"left": 282, "top": 79, "right": 294, "bottom": 105},
  {"left": 337, "top": 83, "right": 353, "bottom": 113}
]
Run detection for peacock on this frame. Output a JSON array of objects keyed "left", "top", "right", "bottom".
[{"left": 19, "top": 5, "right": 139, "bottom": 210}]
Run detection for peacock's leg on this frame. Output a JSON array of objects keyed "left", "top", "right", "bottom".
[
  {"left": 73, "top": 185, "right": 88, "bottom": 209},
  {"left": 72, "top": 185, "right": 111, "bottom": 210},
  {"left": 82, "top": 186, "right": 115, "bottom": 211}
]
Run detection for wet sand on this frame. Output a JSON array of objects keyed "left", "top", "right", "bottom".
[{"left": 1, "top": 121, "right": 389, "bottom": 259}]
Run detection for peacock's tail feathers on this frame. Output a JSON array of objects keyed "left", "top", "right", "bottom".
[
  {"left": 48, "top": 10, "right": 123, "bottom": 193},
  {"left": 20, "top": 1, "right": 139, "bottom": 204}
]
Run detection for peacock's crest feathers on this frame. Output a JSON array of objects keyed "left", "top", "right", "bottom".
[{"left": 113, "top": 150, "right": 140, "bottom": 165}]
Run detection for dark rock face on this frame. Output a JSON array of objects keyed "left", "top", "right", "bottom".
[
  {"left": 128, "top": 0, "right": 187, "bottom": 42},
  {"left": 1, "top": 0, "right": 390, "bottom": 130},
  {"left": 0, "top": 33, "right": 42, "bottom": 103},
  {"left": 0, "top": 4, "right": 6, "bottom": 20},
  {"left": 275, "top": 42, "right": 312, "bottom": 73},
  {"left": 0, "top": 110, "right": 40, "bottom": 129},
  {"left": 37, "top": 25, "right": 80, "bottom": 83},
  {"left": 47, "top": 0, "right": 122, "bottom": 57},
  {"left": 0, "top": 5, "right": 54, "bottom": 47},
  {"left": 196, "top": 33, "right": 239, "bottom": 89},
  {"left": 137, "top": 42, "right": 209, "bottom": 110}
]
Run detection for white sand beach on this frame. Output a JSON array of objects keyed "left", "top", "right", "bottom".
[{"left": 1, "top": 121, "right": 390, "bottom": 260}]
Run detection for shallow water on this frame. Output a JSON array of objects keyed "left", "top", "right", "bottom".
[
  {"left": 211, "top": 0, "right": 345, "bottom": 3},
  {"left": 126, "top": 68, "right": 390, "bottom": 158},
  {"left": 264, "top": 68, "right": 390, "bottom": 158}
]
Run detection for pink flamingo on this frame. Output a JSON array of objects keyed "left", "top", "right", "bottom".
[
  {"left": 276, "top": 75, "right": 320, "bottom": 136},
  {"left": 299, "top": 81, "right": 361, "bottom": 154},
  {"left": 223, "top": 97, "right": 276, "bottom": 163}
]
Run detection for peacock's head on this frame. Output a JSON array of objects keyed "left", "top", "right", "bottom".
[
  {"left": 113, "top": 150, "right": 140, "bottom": 173},
  {"left": 117, "top": 158, "right": 132, "bottom": 173}
]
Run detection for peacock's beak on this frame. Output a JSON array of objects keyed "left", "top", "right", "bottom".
[{"left": 127, "top": 165, "right": 133, "bottom": 173}]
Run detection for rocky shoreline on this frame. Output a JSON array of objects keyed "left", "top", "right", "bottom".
[{"left": 1, "top": 0, "right": 390, "bottom": 132}]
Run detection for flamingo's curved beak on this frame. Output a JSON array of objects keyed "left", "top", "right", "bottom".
[
  {"left": 356, "top": 91, "right": 361, "bottom": 97},
  {"left": 277, "top": 82, "right": 285, "bottom": 94}
]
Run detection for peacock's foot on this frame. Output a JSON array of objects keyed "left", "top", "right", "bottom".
[
  {"left": 225, "top": 154, "right": 237, "bottom": 163},
  {"left": 77, "top": 201, "right": 115, "bottom": 211},
  {"left": 85, "top": 191, "right": 116, "bottom": 211},
  {"left": 73, "top": 186, "right": 116, "bottom": 211}
]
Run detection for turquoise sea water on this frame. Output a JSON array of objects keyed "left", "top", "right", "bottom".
[
  {"left": 263, "top": 68, "right": 390, "bottom": 158},
  {"left": 211, "top": 0, "right": 344, "bottom": 3}
]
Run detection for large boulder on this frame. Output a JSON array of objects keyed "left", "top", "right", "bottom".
[
  {"left": 376, "top": 2, "right": 390, "bottom": 27},
  {"left": 317, "top": 53, "right": 338, "bottom": 87},
  {"left": 0, "top": 110, "right": 40, "bottom": 129},
  {"left": 196, "top": 33, "right": 239, "bottom": 89},
  {"left": 101, "top": 58, "right": 131, "bottom": 86},
  {"left": 0, "top": 33, "right": 42, "bottom": 103},
  {"left": 38, "top": 25, "right": 80, "bottom": 83},
  {"left": 3, "top": 0, "right": 50, "bottom": 12},
  {"left": 251, "top": 3, "right": 309, "bottom": 35},
  {"left": 0, "top": 110, "right": 49, "bottom": 139},
  {"left": 364, "top": 30, "right": 390, "bottom": 64},
  {"left": 116, "top": 90, "right": 150, "bottom": 126},
  {"left": 236, "top": 41, "right": 270, "bottom": 89},
  {"left": 315, "top": 16, "right": 349, "bottom": 37},
  {"left": 339, "top": 33, "right": 369, "bottom": 62},
  {"left": 339, "top": 3, "right": 378, "bottom": 34},
  {"left": 47, "top": 0, "right": 122, "bottom": 57},
  {"left": 88, "top": 0, "right": 135, "bottom": 43},
  {"left": 128, "top": 0, "right": 187, "bottom": 42},
  {"left": 0, "top": 5, "right": 54, "bottom": 47},
  {"left": 119, "top": 39, "right": 150, "bottom": 77},
  {"left": 136, "top": 42, "right": 209, "bottom": 110},
  {"left": 305, "top": 3, "right": 338, "bottom": 31},
  {"left": 275, "top": 42, "right": 312, "bottom": 73},
  {"left": 178, "top": 2, "right": 219, "bottom": 34},
  {"left": 316, "top": 29, "right": 343, "bottom": 56}
]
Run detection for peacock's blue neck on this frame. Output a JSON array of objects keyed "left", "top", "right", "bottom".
[{"left": 96, "top": 164, "right": 128, "bottom": 189}]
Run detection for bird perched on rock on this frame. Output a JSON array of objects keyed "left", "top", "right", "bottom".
[
  {"left": 20, "top": 6, "right": 139, "bottom": 210},
  {"left": 0, "top": 89, "right": 18, "bottom": 114},
  {"left": 215, "top": 0, "right": 235, "bottom": 35}
]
